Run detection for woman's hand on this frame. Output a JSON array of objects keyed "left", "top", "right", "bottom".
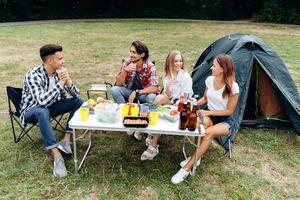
[
  {"left": 166, "top": 80, "right": 177, "bottom": 87},
  {"left": 197, "top": 109, "right": 211, "bottom": 117}
]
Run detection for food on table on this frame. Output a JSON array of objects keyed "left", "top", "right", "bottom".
[{"left": 169, "top": 109, "right": 179, "bottom": 116}]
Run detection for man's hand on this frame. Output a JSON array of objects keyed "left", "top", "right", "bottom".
[
  {"left": 124, "top": 63, "right": 136, "bottom": 73},
  {"left": 128, "top": 91, "right": 137, "bottom": 103},
  {"left": 57, "top": 69, "right": 67, "bottom": 86},
  {"left": 58, "top": 68, "right": 72, "bottom": 87}
]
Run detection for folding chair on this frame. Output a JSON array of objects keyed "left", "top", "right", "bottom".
[
  {"left": 216, "top": 133, "right": 233, "bottom": 159},
  {"left": 86, "top": 82, "right": 113, "bottom": 100},
  {"left": 7, "top": 86, "right": 65, "bottom": 143}
]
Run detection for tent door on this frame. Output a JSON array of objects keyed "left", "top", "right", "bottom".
[{"left": 243, "top": 58, "right": 289, "bottom": 122}]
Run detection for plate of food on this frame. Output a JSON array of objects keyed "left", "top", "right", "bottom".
[
  {"left": 157, "top": 105, "right": 179, "bottom": 122},
  {"left": 123, "top": 116, "right": 149, "bottom": 128}
]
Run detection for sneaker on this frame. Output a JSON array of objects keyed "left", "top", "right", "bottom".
[
  {"left": 140, "top": 144, "right": 159, "bottom": 161},
  {"left": 145, "top": 134, "right": 152, "bottom": 146},
  {"left": 53, "top": 156, "right": 67, "bottom": 177},
  {"left": 127, "top": 130, "right": 135, "bottom": 135},
  {"left": 57, "top": 140, "right": 72, "bottom": 154},
  {"left": 171, "top": 168, "right": 190, "bottom": 184},
  {"left": 134, "top": 131, "right": 143, "bottom": 141},
  {"left": 180, "top": 157, "right": 201, "bottom": 168}
]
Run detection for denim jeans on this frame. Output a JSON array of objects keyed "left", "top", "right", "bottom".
[
  {"left": 111, "top": 86, "right": 156, "bottom": 104},
  {"left": 24, "top": 96, "right": 84, "bottom": 150}
]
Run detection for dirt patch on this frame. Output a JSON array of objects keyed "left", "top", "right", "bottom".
[{"left": 134, "top": 186, "right": 158, "bottom": 200}]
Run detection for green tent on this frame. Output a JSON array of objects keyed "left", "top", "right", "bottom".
[{"left": 192, "top": 33, "right": 300, "bottom": 150}]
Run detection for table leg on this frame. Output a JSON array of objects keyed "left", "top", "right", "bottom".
[
  {"left": 191, "top": 136, "right": 201, "bottom": 176},
  {"left": 73, "top": 128, "right": 78, "bottom": 174},
  {"left": 78, "top": 130, "right": 92, "bottom": 170}
]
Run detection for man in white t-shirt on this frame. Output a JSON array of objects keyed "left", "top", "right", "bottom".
[{"left": 20, "top": 44, "right": 84, "bottom": 177}]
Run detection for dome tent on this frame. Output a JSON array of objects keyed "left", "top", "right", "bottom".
[{"left": 192, "top": 33, "right": 300, "bottom": 150}]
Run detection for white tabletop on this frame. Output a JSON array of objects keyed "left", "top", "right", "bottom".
[{"left": 69, "top": 110, "right": 202, "bottom": 137}]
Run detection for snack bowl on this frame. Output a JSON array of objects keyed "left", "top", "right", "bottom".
[{"left": 94, "top": 103, "right": 120, "bottom": 123}]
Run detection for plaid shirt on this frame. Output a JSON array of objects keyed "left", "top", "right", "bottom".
[
  {"left": 19, "top": 64, "right": 80, "bottom": 124},
  {"left": 118, "top": 58, "right": 158, "bottom": 89}
]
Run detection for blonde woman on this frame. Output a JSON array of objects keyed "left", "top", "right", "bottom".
[{"left": 140, "top": 50, "right": 193, "bottom": 161}]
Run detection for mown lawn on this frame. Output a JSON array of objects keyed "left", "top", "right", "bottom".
[{"left": 0, "top": 19, "right": 299, "bottom": 200}]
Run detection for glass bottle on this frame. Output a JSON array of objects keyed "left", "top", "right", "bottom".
[
  {"left": 188, "top": 105, "right": 198, "bottom": 131},
  {"left": 179, "top": 102, "right": 188, "bottom": 130},
  {"left": 177, "top": 95, "right": 184, "bottom": 112}
]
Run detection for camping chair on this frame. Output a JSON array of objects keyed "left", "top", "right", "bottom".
[
  {"left": 87, "top": 82, "right": 113, "bottom": 100},
  {"left": 197, "top": 104, "right": 233, "bottom": 159},
  {"left": 7, "top": 86, "right": 65, "bottom": 143},
  {"left": 87, "top": 60, "right": 156, "bottom": 100},
  {"left": 216, "top": 134, "right": 233, "bottom": 159}
]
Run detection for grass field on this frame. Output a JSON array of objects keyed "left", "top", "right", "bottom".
[{"left": 0, "top": 19, "right": 299, "bottom": 199}]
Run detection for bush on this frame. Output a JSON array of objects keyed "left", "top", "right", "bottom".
[{"left": 258, "top": 0, "right": 300, "bottom": 24}]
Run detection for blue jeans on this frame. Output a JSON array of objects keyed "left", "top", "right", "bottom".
[
  {"left": 111, "top": 86, "right": 156, "bottom": 104},
  {"left": 24, "top": 97, "right": 84, "bottom": 150}
]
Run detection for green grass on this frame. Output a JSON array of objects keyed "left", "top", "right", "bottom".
[{"left": 0, "top": 19, "right": 299, "bottom": 199}]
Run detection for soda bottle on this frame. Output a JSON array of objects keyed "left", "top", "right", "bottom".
[
  {"left": 177, "top": 95, "right": 184, "bottom": 112},
  {"left": 179, "top": 102, "right": 188, "bottom": 130},
  {"left": 188, "top": 105, "right": 198, "bottom": 131}
]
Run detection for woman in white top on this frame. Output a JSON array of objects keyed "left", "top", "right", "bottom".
[
  {"left": 140, "top": 50, "right": 193, "bottom": 161},
  {"left": 171, "top": 54, "right": 239, "bottom": 184}
]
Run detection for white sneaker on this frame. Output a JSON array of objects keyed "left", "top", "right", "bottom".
[
  {"left": 171, "top": 168, "right": 190, "bottom": 184},
  {"left": 134, "top": 131, "right": 143, "bottom": 140},
  {"left": 180, "top": 157, "right": 201, "bottom": 168},
  {"left": 127, "top": 130, "right": 135, "bottom": 135},
  {"left": 140, "top": 144, "right": 159, "bottom": 161},
  {"left": 53, "top": 156, "right": 67, "bottom": 178},
  {"left": 145, "top": 135, "right": 152, "bottom": 146}
]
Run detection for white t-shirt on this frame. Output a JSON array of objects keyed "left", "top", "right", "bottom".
[
  {"left": 48, "top": 76, "right": 56, "bottom": 91},
  {"left": 206, "top": 76, "right": 239, "bottom": 111},
  {"left": 163, "top": 70, "right": 193, "bottom": 99}
]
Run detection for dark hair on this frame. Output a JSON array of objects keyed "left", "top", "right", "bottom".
[
  {"left": 40, "top": 44, "right": 63, "bottom": 62},
  {"left": 215, "top": 54, "right": 235, "bottom": 98},
  {"left": 131, "top": 41, "right": 149, "bottom": 61}
]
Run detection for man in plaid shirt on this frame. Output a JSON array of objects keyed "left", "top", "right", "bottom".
[
  {"left": 19, "top": 44, "right": 84, "bottom": 177},
  {"left": 111, "top": 40, "right": 159, "bottom": 104}
]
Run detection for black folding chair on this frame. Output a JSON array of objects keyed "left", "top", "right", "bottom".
[{"left": 7, "top": 86, "right": 65, "bottom": 143}]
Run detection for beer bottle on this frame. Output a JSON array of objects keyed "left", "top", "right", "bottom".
[
  {"left": 177, "top": 95, "right": 184, "bottom": 112},
  {"left": 186, "top": 101, "right": 191, "bottom": 128},
  {"left": 188, "top": 105, "right": 198, "bottom": 131},
  {"left": 179, "top": 102, "right": 188, "bottom": 130}
]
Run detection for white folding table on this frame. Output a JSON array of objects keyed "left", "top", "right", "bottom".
[{"left": 69, "top": 110, "right": 205, "bottom": 176}]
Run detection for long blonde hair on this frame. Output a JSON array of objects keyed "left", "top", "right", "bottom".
[
  {"left": 215, "top": 54, "right": 235, "bottom": 98},
  {"left": 164, "top": 50, "right": 185, "bottom": 80}
]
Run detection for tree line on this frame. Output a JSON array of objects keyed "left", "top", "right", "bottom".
[{"left": 0, "top": 0, "right": 299, "bottom": 24}]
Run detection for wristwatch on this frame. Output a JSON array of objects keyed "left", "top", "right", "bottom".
[{"left": 135, "top": 89, "right": 139, "bottom": 95}]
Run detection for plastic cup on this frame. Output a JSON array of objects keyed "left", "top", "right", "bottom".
[
  {"left": 149, "top": 112, "right": 159, "bottom": 126},
  {"left": 79, "top": 106, "right": 89, "bottom": 122},
  {"left": 131, "top": 106, "right": 139, "bottom": 117},
  {"left": 121, "top": 104, "right": 129, "bottom": 119}
]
